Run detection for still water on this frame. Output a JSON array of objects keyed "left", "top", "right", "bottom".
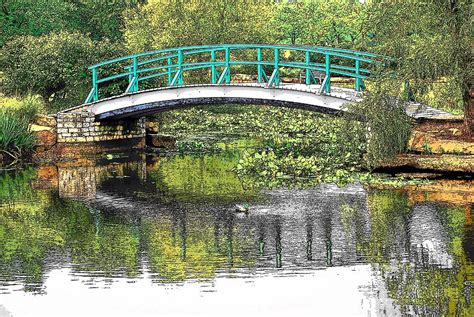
[{"left": 0, "top": 149, "right": 473, "bottom": 316}]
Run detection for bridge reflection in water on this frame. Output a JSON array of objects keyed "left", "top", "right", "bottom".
[
  {"left": 1, "top": 156, "right": 472, "bottom": 315},
  {"left": 50, "top": 158, "right": 462, "bottom": 269}
]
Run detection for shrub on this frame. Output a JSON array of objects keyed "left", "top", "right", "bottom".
[
  {"left": 0, "top": 110, "right": 35, "bottom": 163},
  {"left": 0, "top": 95, "right": 44, "bottom": 164},
  {"left": 0, "top": 95, "right": 45, "bottom": 121},
  {"left": 1, "top": 31, "right": 126, "bottom": 112}
]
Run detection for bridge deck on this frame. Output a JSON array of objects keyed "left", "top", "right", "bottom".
[
  {"left": 67, "top": 83, "right": 455, "bottom": 121},
  {"left": 280, "top": 83, "right": 455, "bottom": 119}
]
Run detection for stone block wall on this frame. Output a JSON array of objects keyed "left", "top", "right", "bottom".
[{"left": 56, "top": 111, "right": 145, "bottom": 143}]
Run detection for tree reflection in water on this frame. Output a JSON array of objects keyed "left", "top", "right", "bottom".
[{"left": 0, "top": 156, "right": 472, "bottom": 315}]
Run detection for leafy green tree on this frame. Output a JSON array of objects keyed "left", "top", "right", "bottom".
[
  {"left": 273, "top": 0, "right": 367, "bottom": 48},
  {"left": 0, "top": 31, "right": 125, "bottom": 111},
  {"left": 314, "top": 0, "right": 366, "bottom": 47},
  {"left": 0, "top": 0, "right": 143, "bottom": 45},
  {"left": 123, "top": 0, "right": 276, "bottom": 51},
  {"left": 74, "top": 0, "right": 146, "bottom": 41},
  {"left": 363, "top": 0, "right": 473, "bottom": 133},
  {"left": 273, "top": 1, "right": 308, "bottom": 45},
  {"left": 0, "top": 0, "right": 78, "bottom": 46}
]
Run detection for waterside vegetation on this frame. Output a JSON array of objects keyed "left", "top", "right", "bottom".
[{"left": 0, "top": 95, "right": 44, "bottom": 165}]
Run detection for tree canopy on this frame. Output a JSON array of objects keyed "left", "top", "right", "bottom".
[
  {"left": 1, "top": 32, "right": 125, "bottom": 110},
  {"left": 123, "top": 0, "right": 276, "bottom": 51},
  {"left": 363, "top": 0, "right": 473, "bottom": 125}
]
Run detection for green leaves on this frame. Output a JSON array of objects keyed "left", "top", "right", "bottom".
[
  {"left": 0, "top": 0, "right": 139, "bottom": 46},
  {"left": 1, "top": 32, "right": 125, "bottom": 111},
  {"left": 160, "top": 104, "right": 368, "bottom": 188},
  {"left": 272, "top": 0, "right": 367, "bottom": 48},
  {"left": 346, "top": 92, "right": 413, "bottom": 169},
  {"left": 0, "top": 96, "right": 41, "bottom": 162},
  {"left": 362, "top": 0, "right": 472, "bottom": 115},
  {"left": 0, "top": 0, "right": 77, "bottom": 46},
  {"left": 124, "top": 0, "right": 276, "bottom": 51}
]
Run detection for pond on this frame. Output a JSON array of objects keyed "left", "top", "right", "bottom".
[{"left": 0, "top": 144, "right": 473, "bottom": 316}]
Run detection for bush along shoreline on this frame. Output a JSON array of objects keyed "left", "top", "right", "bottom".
[{"left": 0, "top": 95, "right": 44, "bottom": 166}]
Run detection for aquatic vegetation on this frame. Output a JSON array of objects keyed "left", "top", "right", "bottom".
[
  {"left": 176, "top": 139, "right": 219, "bottom": 153},
  {"left": 161, "top": 105, "right": 367, "bottom": 187},
  {"left": 235, "top": 149, "right": 359, "bottom": 187},
  {"left": 160, "top": 102, "right": 418, "bottom": 188},
  {"left": 0, "top": 168, "right": 37, "bottom": 203}
]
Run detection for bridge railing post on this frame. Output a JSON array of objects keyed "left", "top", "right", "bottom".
[
  {"left": 355, "top": 59, "right": 361, "bottom": 91},
  {"left": 132, "top": 56, "right": 139, "bottom": 92},
  {"left": 225, "top": 47, "right": 231, "bottom": 84},
  {"left": 325, "top": 53, "right": 331, "bottom": 93},
  {"left": 257, "top": 47, "right": 264, "bottom": 83},
  {"left": 211, "top": 50, "right": 217, "bottom": 84},
  {"left": 178, "top": 49, "right": 184, "bottom": 86},
  {"left": 92, "top": 67, "right": 98, "bottom": 101},
  {"left": 267, "top": 48, "right": 280, "bottom": 87},
  {"left": 125, "top": 57, "right": 139, "bottom": 93},
  {"left": 305, "top": 51, "right": 311, "bottom": 85},
  {"left": 167, "top": 57, "right": 173, "bottom": 85},
  {"left": 170, "top": 49, "right": 184, "bottom": 86},
  {"left": 318, "top": 53, "right": 331, "bottom": 94},
  {"left": 274, "top": 48, "right": 280, "bottom": 86}
]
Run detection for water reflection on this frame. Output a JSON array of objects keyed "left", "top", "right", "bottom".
[{"left": 0, "top": 154, "right": 473, "bottom": 316}]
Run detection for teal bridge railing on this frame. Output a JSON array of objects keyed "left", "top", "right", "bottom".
[{"left": 85, "top": 44, "right": 379, "bottom": 104}]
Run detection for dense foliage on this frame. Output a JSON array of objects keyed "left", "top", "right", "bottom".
[
  {"left": 0, "top": 0, "right": 143, "bottom": 46},
  {"left": 0, "top": 96, "right": 43, "bottom": 163},
  {"left": 272, "top": 0, "right": 366, "bottom": 47},
  {"left": 124, "top": 0, "right": 276, "bottom": 51},
  {"left": 346, "top": 90, "right": 413, "bottom": 168},
  {"left": 364, "top": 0, "right": 473, "bottom": 126},
  {"left": 1, "top": 32, "right": 125, "bottom": 111}
]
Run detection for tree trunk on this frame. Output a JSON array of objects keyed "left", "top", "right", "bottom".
[{"left": 464, "top": 88, "right": 474, "bottom": 138}]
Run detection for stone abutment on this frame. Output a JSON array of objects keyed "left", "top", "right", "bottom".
[{"left": 56, "top": 111, "right": 145, "bottom": 143}]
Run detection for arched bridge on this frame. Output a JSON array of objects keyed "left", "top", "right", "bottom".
[
  {"left": 72, "top": 44, "right": 380, "bottom": 120},
  {"left": 56, "top": 44, "right": 452, "bottom": 146}
]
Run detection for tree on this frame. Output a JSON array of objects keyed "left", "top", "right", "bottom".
[
  {"left": 0, "top": 0, "right": 78, "bottom": 46},
  {"left": 74, "top": 0, "right": 146, "bottom": 42},
  {"left": 272, "top": 1, "right": 308, "bottom": 45},
  {"left": 0, "top": 0, "right": 143, "bottom": 46},
  {"left": 0, "top": 31, "right": 125, "bottom": 111},
  {"left": 123, "top": 0, "right": 276, "bottom": 52},
  {"left": 272, "top": 0, "right": 367, "bottom": 48},
  {"left": 364, "top": 0, "right": 473, "bottom": 135}
]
